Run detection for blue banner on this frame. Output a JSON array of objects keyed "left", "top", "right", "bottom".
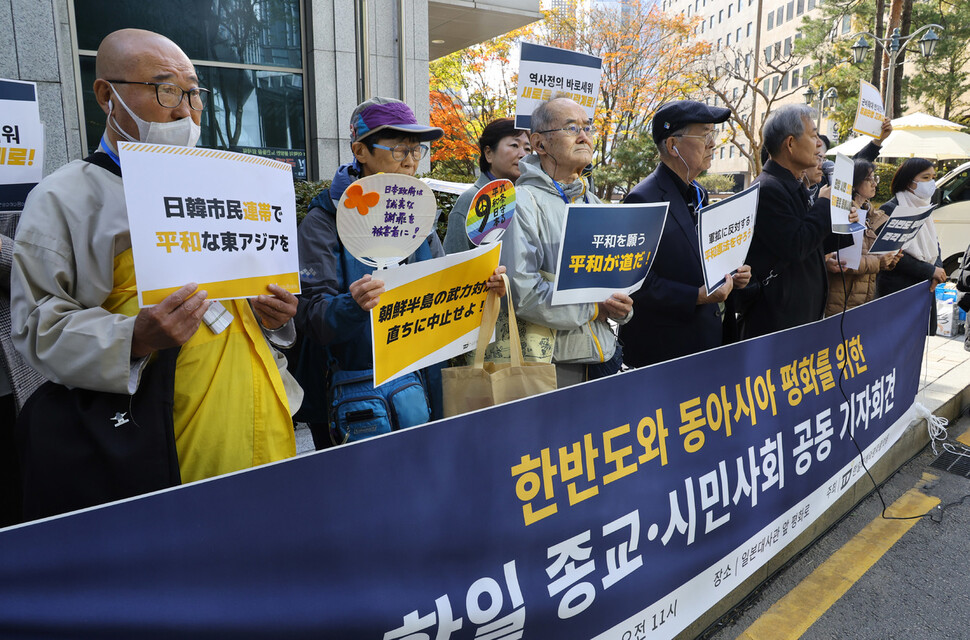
[
  {"left": 0, "top": 285, "right": 929, "bottom": 639},
  {"left": 552, "top": 203, "right": 667, "bottom": 305}
]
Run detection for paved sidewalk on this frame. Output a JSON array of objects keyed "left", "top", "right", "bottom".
[{"left": 918, "top": 332, "right": 970, "bottom": 419}]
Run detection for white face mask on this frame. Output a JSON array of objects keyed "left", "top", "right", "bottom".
[
  {"left": 108, "top": 84, "right": 201, "bottom": 147},
  {"left": 912, "top": 179, "right": 937, "bottom": 201}
]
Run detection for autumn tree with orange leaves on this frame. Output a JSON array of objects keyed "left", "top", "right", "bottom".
[
  {"left": 428, "top": 25, "right": 534, "bottom": 179},
  {"left": 428, "top": 3, "right": 705, "bottom": 195},
  {"left": 535, "top": 2, "right": 709, "bottom": 199}
]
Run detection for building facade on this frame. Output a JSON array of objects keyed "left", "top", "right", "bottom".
[{"left": 3, "top": 0, "right": 540, "bottom": 182}]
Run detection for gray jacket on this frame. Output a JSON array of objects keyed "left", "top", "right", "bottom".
[{"left": 500, "top": 155, "right": 630, "bottom": 365}]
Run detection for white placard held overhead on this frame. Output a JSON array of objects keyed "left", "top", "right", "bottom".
[
  {"left": 697, "top": 184, "right": 760, "bottom": 294},
  {"left": 118, "top": 143, "right": 301, "bottom": 307},
  {"left": 830, "top": 152, "right": 865, "bottom": 234},
  {"left": 852, "top": 79, "right": 885, "bottom": 139},
  {"left": 514, "top": 42, "right": 602, "bottom": 131}
]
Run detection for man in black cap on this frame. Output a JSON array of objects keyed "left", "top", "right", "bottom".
[{"left": 620, "top": 100, "right": 751, "bottom": 367}]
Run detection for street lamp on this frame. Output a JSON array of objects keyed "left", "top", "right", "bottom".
[
  {"left": 850, "top": 24, "right": 944, "bottom": 119},
  {"left": 804, "top": 85, "right": 838, "bottom": 130}
]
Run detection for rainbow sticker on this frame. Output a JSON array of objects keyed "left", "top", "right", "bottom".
[{"left": 466, "top": 179, "right": 516, "bottom": 246}]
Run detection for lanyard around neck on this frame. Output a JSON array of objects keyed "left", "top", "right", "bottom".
[{"left": 99, "top": 135, "right": 121, "bottom": 167}]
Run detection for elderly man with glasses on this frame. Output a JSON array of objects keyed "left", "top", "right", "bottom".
[
  {"left": 10, "top": 29, "right": 301, "bottom": 519},
  {"left": 621, "top": 100, "right": 752, "bottom": 367},
  {"left": 501, "top": 97, "right": 633, "bottom": 388}
]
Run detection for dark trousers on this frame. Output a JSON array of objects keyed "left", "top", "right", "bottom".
[{"left": 0, "top": 393, "right": 22, "bottom": 527}]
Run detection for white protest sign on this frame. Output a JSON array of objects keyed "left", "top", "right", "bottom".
[
  {"left": 852, "top": 79, "right": 885, "bottom": 138},
  {"left": 336, "top": 173, "right": 438, "bottom": 269},
  {"left": 118, "top": 143, "right": 300, "bottom": 307},
  {"left": 839, "top": 231, "right": 864, "bottom": 270},
  {"left": 0, "top": 78, "right": 45, "bottom": 211},
  {"left": 830, "top": 152, "right": 865, "bottom": 234},
  {"left": 697, "top": 184, "right": 760, "bottom": 294},
  {"left": 515, "top": 42, "right": 602, "bottom": 130}
]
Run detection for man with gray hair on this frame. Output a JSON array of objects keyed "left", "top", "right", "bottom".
[
  {"left": 736, "top": 104, "right": 856, "bottom": 338},
  {"left": 500, "top": 97, "right": 633, "bottom": 387}
]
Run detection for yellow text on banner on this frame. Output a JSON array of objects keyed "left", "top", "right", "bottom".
[{"left": 372, "top": 243, "right": 501, "bottom": 387}]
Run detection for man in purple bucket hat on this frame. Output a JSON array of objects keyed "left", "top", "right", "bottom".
[{"left": 293, "top": 97, "right": 506, "bottom": 448}]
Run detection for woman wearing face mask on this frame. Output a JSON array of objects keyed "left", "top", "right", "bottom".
[
  {"left": 823, "top": 161, "right": 901, "bottom": 316},
  {"left": 443, "top": 118, "right": 532, "bottom": 254},
  {"left": 875, "top": 157, "right": 944, "bottom": 333}
]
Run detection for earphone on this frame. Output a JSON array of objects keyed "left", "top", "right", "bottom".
[{"left": 673, "top": 145, "right": 681, "bottom": 157}]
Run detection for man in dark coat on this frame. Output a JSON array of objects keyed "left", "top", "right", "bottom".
[
  {"left": 621, "top": 100, "right": 752, "bottom": 367},
  {"left": 737, "top": 104, "right": 857, "bottom": 339}
]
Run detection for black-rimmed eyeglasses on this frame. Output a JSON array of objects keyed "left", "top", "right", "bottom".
[{"left": 107, "top": 80, "right": 209, "bottom": 111}]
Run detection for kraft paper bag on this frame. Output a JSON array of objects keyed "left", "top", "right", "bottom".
[{"left": 442, "top": 274, "right": 558, "bottom": 417}]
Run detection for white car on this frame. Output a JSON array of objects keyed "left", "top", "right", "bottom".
[{"left": 932, "top": 161, "right": 970, "bottom": 274}]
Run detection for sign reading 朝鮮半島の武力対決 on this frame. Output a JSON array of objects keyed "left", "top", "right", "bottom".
[{"left": 371, "top": 242, "right": 501, "bottom": 386}]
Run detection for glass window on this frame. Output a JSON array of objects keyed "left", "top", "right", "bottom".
[
  {"left": 768, "top": 12, "right": 774, "bottom": 29},
  {"left": 776, "top": 8, "right": 784, "bottom": 24},
  {"left": 797, "top": 0, "right": 804, "bottom": 15},
  {"left": 747, "top": 22, "right": 753, "bottom": 37},
  {"left": 719, "top": 9, "right": 723, "bottom": 22},
  {"left": 75, "top": 1, "right": 302, "bottom": 70},
  {"left": 781, "top": 72, "right": 788, "bottom": 91},
  {"left": 73, "top": 0, "right": 306, "bottom": 178},
  {"left": 728, "top": 5, "right": 732, "bottom": 18},
  {"left": 808, "top": 0, "right": 815, "bottom": 9},
  {"left": 786, "top": 1, "right": 794, "bottom": 21},
  {"left": 842, "top": 15, "right": 852, "bottom": 34},
  {"left": 784, "top": 37, "right": 792, "bottom": 57},
  {"left": 792, "top": 69, "right": 800, "bottom": 86}
]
